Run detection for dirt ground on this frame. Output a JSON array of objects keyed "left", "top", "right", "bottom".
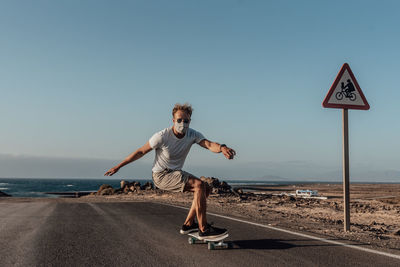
[{"left": 3, "top": 183, "right": 400, "bottom": 250}]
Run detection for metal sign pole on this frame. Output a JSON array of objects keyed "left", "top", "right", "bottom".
[
  {"left": 342, "top": 108, "right": 350, "bottom": 231},
  {"left": 323, "top": 63, "right": 369, "bottom": 231}
]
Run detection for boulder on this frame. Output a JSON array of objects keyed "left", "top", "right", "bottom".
[
  {"left": 201, "top": 177, "right": 220, "bottom": 188},
  {"left": 212, "top": 188, "right": 220, "bottom": 194},
  {"left": 141, "top": 182, "right": 153, "bottom": 190},
  {"left": 122, "top": 181, "right": 140, "bottom": 192},
  {"left": 130, "top": 181, "right": 141, "bottom": 187},
  {"left": 99, "top": 188, "right": 114, "bottom": 195},
  {"left": 97, "top": 180, "right": 155, "bottom": 195},
  {"left": 129, "top": 185, "right": 136, "bottom": 192},
  {"left": 97, "top": 184, "right": 114, "bottom": 195},
  {"left": 232, "top": 188, "right": 243, "bottom": 197},
  {"left": 234, "top": 188, "right": 244, "bottom": 195},
  {"left": 200, "top": 176, "right": 232, "bottom": 195},
  {"left": 113, "top": 188, "right": 123, "bottom": 195},
  {"left": 123, "top": 186, "right": 129, "bottom": 194},
  {"left": 219, "top": 181, "right": 231, "bottom": 192}
]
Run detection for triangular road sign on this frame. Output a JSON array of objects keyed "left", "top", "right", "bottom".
[{"left": 322, "top": 63, "right": 370, "bottom": 110}]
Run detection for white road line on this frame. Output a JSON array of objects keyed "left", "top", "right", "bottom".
[{"left": 158, "top": 202, "right": 400, "bottom": 260}]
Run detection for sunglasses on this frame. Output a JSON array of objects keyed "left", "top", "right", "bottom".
[{"left": 176, "top": 118, "right": 190, "bottom": 123}]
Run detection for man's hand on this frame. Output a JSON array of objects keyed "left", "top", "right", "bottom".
[
  {"left": 221, "top": 146, "right": 236, "bottom": 160},
  {"left": 104, "top": 166, "right": 120, "bottom": 176}
]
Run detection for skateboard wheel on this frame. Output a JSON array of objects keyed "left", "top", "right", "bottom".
[
  {"left": 188, "top": 237, "right": 195, "bottom": 244},
  {"left": 208, "top": 243, "right": 214, "bottom": 250}
]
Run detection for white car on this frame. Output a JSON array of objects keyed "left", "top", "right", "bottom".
[{"left": 296, "top": 189, "right": 318, "bottom": 197}]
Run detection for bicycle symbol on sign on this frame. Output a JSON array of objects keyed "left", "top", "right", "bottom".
[{"left": 335, "top": 79, "right": 356, "bottom": 101}]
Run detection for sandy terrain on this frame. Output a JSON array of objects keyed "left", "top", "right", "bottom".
[{"left": 2, "top": 183, "right": 400, "bottom": 250}]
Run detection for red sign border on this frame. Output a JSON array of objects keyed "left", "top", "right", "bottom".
[{"left": 322, "top": 63, "right": 370, "bottom": 110}]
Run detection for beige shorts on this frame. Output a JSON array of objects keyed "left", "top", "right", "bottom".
[{"left": 152, "top": 169, "right": 196, "bottom": 192}]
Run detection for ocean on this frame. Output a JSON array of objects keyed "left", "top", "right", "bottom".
[{"left": 0, "top": 178, "right": 150, "bottom": 198}]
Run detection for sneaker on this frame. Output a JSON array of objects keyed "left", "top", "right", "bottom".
[
  {"left": 180, "top": 222, "right": 199, "bottom": 234},
  {"left": 198, "top": 225, "right": 228, "bottom": 240}
]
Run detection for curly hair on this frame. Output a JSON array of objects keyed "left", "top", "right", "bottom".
[{"left": 172, "top": 103, "right": 193, "bottom": 118}]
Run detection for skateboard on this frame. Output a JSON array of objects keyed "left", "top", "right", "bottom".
[{"left": 188, "top": 232, "right": 230, "bottom": 250}]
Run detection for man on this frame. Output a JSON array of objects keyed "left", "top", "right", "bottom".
[
  {"left": 104, "top": 103, "right": 236, "bottom": 239},
  {"left": 342, "top": 79, "right": 355, "bottom": 94}
]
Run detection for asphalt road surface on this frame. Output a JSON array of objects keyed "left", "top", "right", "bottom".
[{"left": 0, "top": 201, "right": 399, "bottom": 267}]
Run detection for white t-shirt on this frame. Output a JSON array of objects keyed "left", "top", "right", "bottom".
[{"left": 149, "top": 127, "right": 205, "bottom": 172}]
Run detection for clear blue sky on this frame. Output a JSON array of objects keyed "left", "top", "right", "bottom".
[{"left": 1, "top": 0, "right": 399, "bottom": 181}]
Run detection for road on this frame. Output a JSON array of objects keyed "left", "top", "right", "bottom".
[{"left": 0, "top": 201, "right": 399, "bottom": 266}]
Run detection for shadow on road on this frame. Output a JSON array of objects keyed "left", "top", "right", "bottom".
[
  {"left": 230, "top": 239, "right": 294, "bottom": 250},
  {"left": 230, "top": 239, "right": 346, "bottom": 250}
]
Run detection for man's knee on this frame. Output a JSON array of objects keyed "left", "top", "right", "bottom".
[
  {"left": 185, "top": 177, "right": 203, "bottom": 192},
  {"left": 194, "top": 180, "right": 205, "bottom": 192},
  {"left": 195, "top": 181, "right": 209, "bottom": 196},
  {"left": 185, "top": 177, "right": 210, "bottom": 196}
]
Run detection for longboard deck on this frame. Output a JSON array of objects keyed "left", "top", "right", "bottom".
[{"left": 188, "top": 232, "right": 229, "bottom": 242}]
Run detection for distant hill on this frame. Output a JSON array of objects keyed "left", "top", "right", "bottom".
[{"left": 320, "top": 169, "right": 400, "bottom": 182}]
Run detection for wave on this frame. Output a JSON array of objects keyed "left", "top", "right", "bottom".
[
  {"left": 0, "top": 183, "right": 9, "bottom": 186},
  {"left": 66, "top": 185, "right": 74, "bottom": 187},
  {"left": 0, "top": 187, "right": 9, "bottom": 190}
]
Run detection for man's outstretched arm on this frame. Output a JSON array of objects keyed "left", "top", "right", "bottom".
[
  {"left": 104, "top": 141, "right": 153, "bottom": 176},
  {"left": 198, "top": 139, "right": 236, "bottom": 160}
]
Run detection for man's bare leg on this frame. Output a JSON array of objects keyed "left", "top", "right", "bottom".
[
  {"left": 183, "top": 178, "right": 210, "bottom": 226},
  {"left": 183, "top": 177, "right": 209, "bottom": 232},
  {"left": 183, "top": 198, "right": 197, "bottom": 226}
]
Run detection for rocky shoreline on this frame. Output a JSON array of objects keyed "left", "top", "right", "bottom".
[{"left": 93, "top": 176, "right": 233, "bottom": 196}]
